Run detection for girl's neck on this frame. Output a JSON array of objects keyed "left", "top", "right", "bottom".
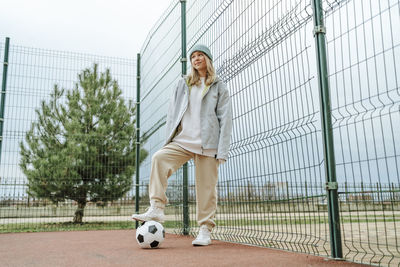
[{"left": 198, "top": 69, "right": 207, "bottom": 77}]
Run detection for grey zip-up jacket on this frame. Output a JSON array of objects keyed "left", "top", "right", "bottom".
[{"left": 164, "top": 76, "right": 232, "bottom": 160}]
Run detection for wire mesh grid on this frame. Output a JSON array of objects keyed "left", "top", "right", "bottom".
[
  {"left": 0, "top": 42, "right": 138, "bottom": 231},
  {"left": 325, "top": 0, "right": 400, "bottom": 265},
  {"left": 138, "top": 0, "right": 399, "bottom": 266},
  {"left": 0, "top": 0, "right": 399, "bottom": 266}
]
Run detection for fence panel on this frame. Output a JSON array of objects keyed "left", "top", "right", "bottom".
[
  {"left": 0, "top": 40, "right": 137, "bottom": 231},
  {"left": 325, "top": 0, "right": 400, "bottom": 265},
  {"left": 186, "top": 0, "right": 326, "bottom": 256},
  {"left": 137, "top": 1, "right": 188, "bottom": 232}
]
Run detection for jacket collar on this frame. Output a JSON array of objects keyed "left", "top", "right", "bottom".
[
  {"left": 183, "top": 75, "right": 221, "bottom": 87},
  {"left": 184, "top": 75, "right": 221, "bottom": 98}
]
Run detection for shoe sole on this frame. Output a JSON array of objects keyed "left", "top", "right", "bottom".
[
  {"left": 131, "top": 217, "right": 165, "bottom": 224},
  {"left": 192, "top": 241, "right": 211, "bottom": 246}
]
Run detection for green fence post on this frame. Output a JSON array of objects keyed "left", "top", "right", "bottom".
[
  {"left": 311, "top": 0, "right": 343, "bottom": 259},
  {"left": 135, "top": 53, "right": 141, "bottom": 229},
  {"left": 0, "top": 37, "right": 10, "bottom": 164},
  {"left": 180, "top": 0, "right": 190, "bottom": 235}
]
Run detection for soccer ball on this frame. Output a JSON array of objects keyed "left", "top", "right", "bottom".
[{"left": 135, "top": 220, "right": 165, "bottom": 248}]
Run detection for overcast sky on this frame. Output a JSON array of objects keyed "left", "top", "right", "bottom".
[{"left": 0, "top": 0, "right": 173, "bottom": 58}]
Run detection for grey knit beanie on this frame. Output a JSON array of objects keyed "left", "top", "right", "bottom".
[{"left": 189, "top": 44, "right": 213, "bottom": 61}]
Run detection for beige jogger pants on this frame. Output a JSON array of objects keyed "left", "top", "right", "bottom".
[{"left": 149, "top": 142, "right": 219, "bottom": 230}]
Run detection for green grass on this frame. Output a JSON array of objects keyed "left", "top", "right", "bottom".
[
  {"left": 0, "top": 221, "right": 132, "bottom": 233},
  {"left": 0, "top": 220, "right": 183, "bottom": 233},
  {"left": 2, "top": 214, "right": 398, "bottom": 233}
]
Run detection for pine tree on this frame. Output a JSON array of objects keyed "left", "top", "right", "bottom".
[{"left": 20, "top": 64, "right": 148, "bottom": 223}]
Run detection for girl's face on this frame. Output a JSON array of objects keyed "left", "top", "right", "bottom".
[{"left": 191, "top": 51, "right": 207, "bottom": 73}]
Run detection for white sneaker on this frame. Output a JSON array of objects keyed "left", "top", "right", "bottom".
[
  {"left": 131, "top": 205, "right": 165, "bottom": 223},
  {"left": 192, "top": 225, "right": 211, "bottom": 246}
]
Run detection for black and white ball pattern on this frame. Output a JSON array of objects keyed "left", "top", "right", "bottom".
[{"left": 135, "top": 220, "right": 165, "bottom": 248}]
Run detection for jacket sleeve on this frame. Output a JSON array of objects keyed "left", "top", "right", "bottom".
[{"left": 216, "top": 82, "right": 233, "bottom": 160}]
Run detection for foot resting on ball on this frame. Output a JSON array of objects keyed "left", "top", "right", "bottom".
[
  {"left": 192, "top": 225, "right": 211, "bottom": 246},
  {"left": 132, "top": 203, "right": 165, "bottom": 223}
]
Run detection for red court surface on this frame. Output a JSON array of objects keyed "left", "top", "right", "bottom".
[{"left": 0, "top": 230, "right": 368, "bottom": 267}]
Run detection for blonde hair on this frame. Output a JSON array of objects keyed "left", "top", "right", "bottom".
[{"left": 187, "top": 54, "right": 216, "bottom": 87}]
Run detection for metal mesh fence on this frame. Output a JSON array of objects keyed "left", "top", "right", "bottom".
[
  {"left": 0, "top": 41, "right": 138, "bottom": 231},
  {"left": 138, "top": 0, "right": 400, "bottom": 266},
  {"left": 0, "top": 0, "right": 399, "bottom": 266},
  {"left": 325, "top": 0, "right": 400, "bottom": 264}
]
